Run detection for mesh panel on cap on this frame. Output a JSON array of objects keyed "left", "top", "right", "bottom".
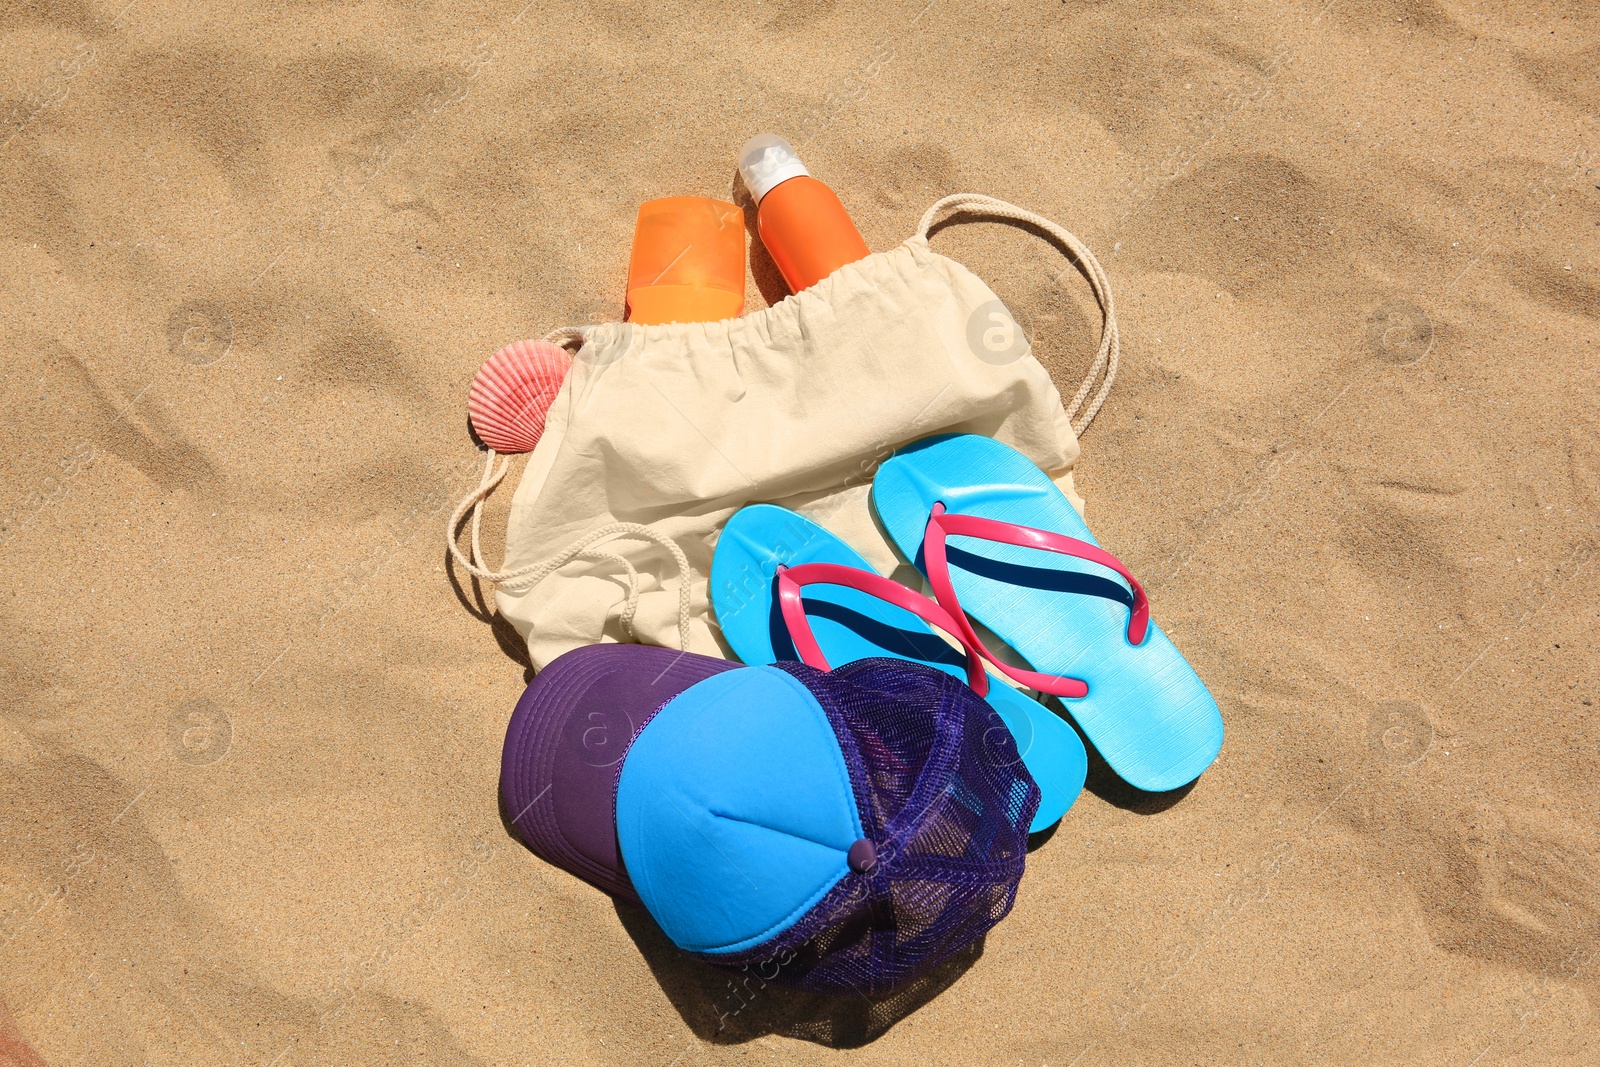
[{"left": 690, "top": 658, "right": 1040, "bottom": 996}]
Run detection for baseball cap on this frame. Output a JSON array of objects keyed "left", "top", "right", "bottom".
[{"left": 501, "top": 645, "right": 1040, "bottom": 995}]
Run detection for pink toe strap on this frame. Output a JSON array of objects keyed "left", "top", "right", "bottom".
[
  {"left": 921, "top": 503, "right": 1152, "bottom": 700},
  {"left": 774, "top": 562, "right": 990, "bottom": 697}
]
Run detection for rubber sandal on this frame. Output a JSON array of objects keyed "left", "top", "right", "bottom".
[
  {"left": 711, "top": 504, "right": 1087, "bottom": 830},
  {"left": 871, "top": 434, "right": 1223, "bottom": 792}
]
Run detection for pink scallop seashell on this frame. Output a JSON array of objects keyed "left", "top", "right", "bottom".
[{"left": 468, "top": 339, "right": 572, "bottom": 453}]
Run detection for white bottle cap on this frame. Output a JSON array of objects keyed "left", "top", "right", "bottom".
[{"left": 738, "top": 133, "right": 810, "bottom": 204}]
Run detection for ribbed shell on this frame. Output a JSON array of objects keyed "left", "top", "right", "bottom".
[{"left": 467, "top": 339, "right": 572, "bottom": 454}]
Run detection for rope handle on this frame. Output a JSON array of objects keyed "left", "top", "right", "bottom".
[
  {"left": 445, "top": 448, "right": 694, "bottom": 652},
  {"left": 915, "top": 193, "right": 1119, "bottom": 436},
  {"left": 543, "top": 324, "right": 589, "bottom": 349}
]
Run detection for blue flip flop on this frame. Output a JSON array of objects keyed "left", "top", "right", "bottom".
[
  {"left": 872, "top": 434, "right": 1223, "bottom": 792},
  {"left": 710, "top": 504, "right": 1087, "bottom": 830}
]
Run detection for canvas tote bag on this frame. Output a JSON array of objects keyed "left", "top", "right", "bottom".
[{"left": 448, "top": 193, "right": 1120, "bottom": 670}]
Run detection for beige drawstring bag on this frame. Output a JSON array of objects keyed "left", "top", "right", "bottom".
[{"left": 448, "top": 194, "right": 1119, "bottom": 670}]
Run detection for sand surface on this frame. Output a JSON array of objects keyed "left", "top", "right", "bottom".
[{"left": 3, "top": 0, "right": 1599, "bottom": 1063}]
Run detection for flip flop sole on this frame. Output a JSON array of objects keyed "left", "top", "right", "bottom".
[
  {"left": 711, "top": 504, "right": 1086, "bottom": 829},
  {"left": 872, "top": 434, "right": 1223, "bottom": 792}
]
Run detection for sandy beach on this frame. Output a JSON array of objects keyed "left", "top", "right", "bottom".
[{"left": 2, "top": 0, "right": 1598, "bottom": 1063}]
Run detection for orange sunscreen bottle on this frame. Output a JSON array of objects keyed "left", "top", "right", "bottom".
[
  {"left": 626, "top": 197, "right": 747, "bottom": 325},
  {"left": 738, "top": 134, "right": 870, "bottom": 294}
]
